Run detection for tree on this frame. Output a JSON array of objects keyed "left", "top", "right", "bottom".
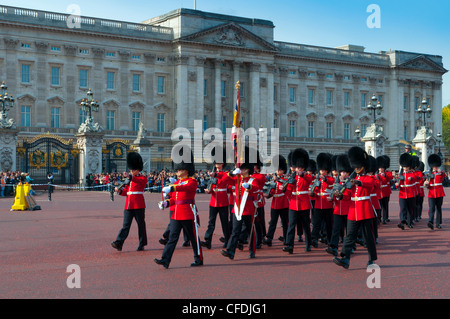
[{"left": 442, "top": 104, "right": 450, "bottom": 149}]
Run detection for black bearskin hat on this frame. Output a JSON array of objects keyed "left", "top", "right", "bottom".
[
  {"left": 273, "top": 154, "right": 287, "bottom": 173},
  {"left": 306, "top": 159, "right": 317, "bottom": 174},
  {"left": 418, "top": 161, "right": 425, "bottom": 172},
  {"left": 411, "top": 156, "right": 420, "bottom": 169},
  {"left": 317, "top": 153, "right": 332, "bottom": 172},
  {"left": 172, "top": 146, "right": 195, "bottom": 176},
  {"left": 376, "top": 156, "right": 386, "bottom": 169},
  {"left": 366, "top": 155, "right": 377, "bottom": 174},
  {"left": 127, "top": 151, "right": 143, "bottom": 171},
  {"left": 288, "top": 148, "right": 309, "bottom": 169},
  {"left": 428, "top": 154, "right": 442, "bottom": 168},
  {"left": 336, "top": 154, "right": 352, "bottom": 173},
  {"left": 382, "top": 155, "right": 390, "bottom": 169},
  {"left": 331, "top": 155, "right": 338, "bottom": 172},
  {"left": 399, "top": 153, "right": 413, "bottom": 168},
  {"left": 348, "top": 146, "right": 368, "bottom": 169}
]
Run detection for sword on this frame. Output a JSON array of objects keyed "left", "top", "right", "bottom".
[{"left": 190, "top": 204, "right": 201, "bottom": 256}]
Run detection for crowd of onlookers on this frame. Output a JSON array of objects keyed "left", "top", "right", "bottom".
[{"left": 2, "top": 168, "right": 449, "bottom": 197}]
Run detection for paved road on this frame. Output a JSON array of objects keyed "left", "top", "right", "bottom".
[{"left": 1, "top": 190, "right": 449, "bottom": 300}]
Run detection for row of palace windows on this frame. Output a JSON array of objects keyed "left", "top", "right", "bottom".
[{"left": 19, "top": 106, "right": 166, "bottom": 132}]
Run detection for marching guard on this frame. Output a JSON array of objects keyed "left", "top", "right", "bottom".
[
  {"left": 395, "top": 153, "right": 416, "bottom": 230},
  {"left": 154, "top": 148, "right": 203, "bottom": 268},
  {"left": 333, "top": 146, "right": 377, "bottom": 269},
  {"left": 111, "top": 152, "right": 148, "bottom": 252},
  {"left": 377, "top": 155, "right": 393, "bottom": 224},
  {"left": 425, "top": 154, "right": 446, "bottom": 230}
]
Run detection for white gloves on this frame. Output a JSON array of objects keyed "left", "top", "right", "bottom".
[
  {"left": 162, "top": 186, "right": 172, "bottom": 194},
  {"left": 158, "top": 201, "right": 168, "bottom": 210},
  {"left": 242, "top": 182, "right": 250, "bottom": 189},
  {"left": 169, "top": 177, "right": 177, "bottom": 184},
  {"left": 233, "top": 168, "right": 241, "bottom": 175}
]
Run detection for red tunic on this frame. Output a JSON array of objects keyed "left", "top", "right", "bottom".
[
  {"left": 252, "top": 173, "right": 267, "bottom": 208},
  {"left": 427, "top": 171, "right": 446, "bottom": 198},
  {"left": 269, "top": 176, "right": 290, "bottom": 210},
  {"left": 286, "top": 173, "right": 313, "bottom": 211},
  {"left": 313, "top": 175, "right": 335, "bottom": 210},
  {"left": 348, "top": 174, "right": 375, "bottom": 221},
  {"left": 398, "top": 171, "right": 417, "bottom": 199},
  {"left": 120, "top": 174, "right": 147, "bottom": 210},
  {"left": 370, "top": 176, "right": 381, "bottom": 210},
  {"left": 209, "top": 171, "right": 231, "bottom": 207},
  {"left": 225, "top": 175, "right": 261, "bottom": 216},
  {"left": 333, "top": 186, "right": 351, "bottom": 216},
  {"left": 167, "top": 177, "right": 198, "bottom": 220},
  {"left": 379, "top": 171, "right": 392, "bottom": 198}
]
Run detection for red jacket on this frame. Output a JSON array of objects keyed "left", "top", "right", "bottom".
[
  {"left": 348, "top": 174, "right": 376, "bottom": 221},
  {"left": 427, "top": 171, "right": 446, "bottom": 198},
  {"left": 370, "top": 176, "right": 381, "bottom": 210},
  {"left": 225, "top": 174, "right": 261, "bottom": 216},
  {"left": 333, "top": 186, "right": 351, "bottom": 216},
  {"left": 252, "top": 173, "right": 267, "bottom": 208},
  {"left": 269, "top": 176, "right": 290, "bottom": 210},
  {"left": 312, "top": 175, "right": 335, "bottom": 210},
  {"left": 209, "top": 171, "right": 231, "bottom": 207},
  {"left": 167, "top": 177, "right": 198, "bottom": 220},
  {"left": 398, "top": 171, "right": 417, "bottom": 199},
  {"left": 286, "top": 173, "right": 313, "bottom": 211},
  {"left": 378, "top": 171, "right": 392, "bottom": 198},
  {"left": 120, "top": 174, "right": 147, "bottom": 210}
]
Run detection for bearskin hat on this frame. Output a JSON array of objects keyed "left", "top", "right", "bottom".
[
  {"left": 348, "top": 146, "right": 368, "bottom": 169},
  {"left": 418, "top": 161, "right": 425, "bottom": 172},
  {"left": 331, "top": 155, "right": 338, "bottom": 172},
  {"left": 288, "top": 148, "right": 309, "bottom": 169},
  {"left": 366, "top": 155, "right": 377, "bottom": 174},
  {"left": 399, "top": 153, "right": 413, "bottom": 168},
  {"left": 376, "top": 156, "right": 386, "bottom": 169},
  {"left": 273, "top": 154, "right": 287, "bottom": 173},
  {"left": 172, "top": 145, "right": 195, "bottom": 176},
  {"left": 428, "top": 154, "right": 442, "bottom": 168},
  {"left": 317, "top": 153, "right": 332, "bottom": 172},
  {"left": 336, "top": 154, "right": 352, "bottom": 173},
  {"left": 412, "top": 155, "right": 420, "bottom": 169},
  {"left": 306, "top": 159, "right": 317, "bottom": 174},
  {"left": 382, "top": 155, "right": 390, "bottom": 169},
  {"left": 127, "top": 151, "right": 143, "bottom": 171}
]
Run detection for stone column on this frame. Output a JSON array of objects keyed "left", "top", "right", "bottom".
[
  {"left": 278, "top": 67, "right": 288, "bottom": 137},
  {"left": 249, "top": 63, "right": 261, "bottom": 128},
  {"left": 76, "top": 132, "right": 104, "bottom": 187},
  {"left": 34, "top": 41, "right": 49, "bottom": 127},
  {"left": 266, "top": 64, "right": 275, "bottom": 131},
  {"left": 195, "top": 56, "right": 206, "bottom": 125},
  {"left": 362, "top": 123, "right": 387, "bottom": 157},
  {"left": 413, "top": 126, "right": 436, "bottom": 171},
  {"left": 132, "top": 123, "right": 153, "bottom": 173},
  {"left": 174, "top": 54, "right": 189, "bottom": 129},
  {"left": 214, "top": 59, "right": 223, "bottom": 129},
  {"left": 0, "top": 128, "right": 18, "bottom": 171}
]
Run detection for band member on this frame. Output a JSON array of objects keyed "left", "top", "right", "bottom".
[
  {"left": 201, "top": 146, "right": 231, "bottom": 249},
  {"left": 367, "top": 156, "right": 381, "bottom": 242},
  {"left": 221, "top": 147, "right": 261, "bottom": 260},
  {"left": 310, "top": 153, "right": 334, "bottom": 248},
  {"left": 283, "top": 148, "right": 313, "bottom": 253},
  {"left": 333, "top": 146, "right": 377, "bottom": 269},
  {"left": 154, "top": 148, "right": 203, "bottom": 268},
  {"left": 263, "top": 155, "right": 290, "bottom": 247},
  {"left": 416, "top": 161, "right": 426, "bottom": 221},
  {"left": 326, "top": 154, "right": 352, "bottom": 256},
  {"left": 377, "top": 155, "right": 392, "bottom": 224},
  {"left": 395, "top": 153, "right": 416, "bottom": 229},
  {"left": 111, "top": 152, "right": 148, "bottom": 252},
  {"left": 252, "top": 157, "right": 267, "bottom": 248},
  {"left": 425, "top": 154, "right": 446, "bottom": 230}
]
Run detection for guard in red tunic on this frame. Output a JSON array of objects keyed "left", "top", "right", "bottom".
[
  {"left": 221, "top": 147, "right": 261, "bottom": 259},
  {"left": 263, "top": 155, "right": 290, "bottom": 246},
  {"left": 425, "top": 154, "right": 446, "bottom": 229},
  {"left": 283, "top": 148, "right": 313, "bottom": 253},
  {"left": 154, "top": 148, "right": 203, "bottom": 269},
  {"left": 201, "top": 146, "right": 232, "bottom": 249},
  {"left": 252, "top": 159, "right": 267, "bottom": 248},
  {"left": 377, "top": 155, "right": 393, "bottom": 224},
  {"left": 310, "top": 153, "right": 334, "bottom": 248},
  {"left": 395, "top": 153, "right": 416, "bottom": 229},
  {"left": 326, "top": 154, "right": 352, "bottom": 256},
  {"left": 367, "top": 156, "right": 381, "bottom": 242},
  {"left": 333, "top": 146, "right": 377, "bottom": 269},
  {"left": 111, "top": 152, "right": 148, "bottom": 251},
  {"left": 416, "top": 161, "right": 426, "bottom": 221}
]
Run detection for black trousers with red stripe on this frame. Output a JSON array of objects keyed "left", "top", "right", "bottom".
[
  {"left": 227, "top": 213, "right": 256, "bottom": 255},
  {"left": 161, "top": 219, "right": 203, "bottom": 265}
]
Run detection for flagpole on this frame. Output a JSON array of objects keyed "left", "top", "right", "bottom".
[{"left": 233, "top": 81, "right": 241, "bottom": 218}]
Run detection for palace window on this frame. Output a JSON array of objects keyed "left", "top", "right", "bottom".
[
  {"left": 51, "top": 67, "right": 60, "bottom": 86},
  {"left": 21, "top": 106, "right": 31, "bottom": 127},
  {"left": 132, "top": 111, "right": 140, "bottom": 131},
  {"left": 21, "top": 64, "right": 30, "bottom": 83},
  {"left": 106, "top": 111, "right": 115, "bottom": 130},
  {"left": 157, "top": 76, "right": 165, "bottom": 94},
  {"left": 157, "top": 113, "right": 165, "bottom": 132},
  {"left": 50, "top": 107, "right": 60, "bottom": 128},
  {"left": 106, "top": 72, "right": 115, "bottom": 90}
]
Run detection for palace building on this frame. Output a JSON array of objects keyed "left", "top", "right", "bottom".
[{"left": 0, "top": 6, "right": 446, "bottom": 183}]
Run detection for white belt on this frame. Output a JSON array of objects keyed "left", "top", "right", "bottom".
[
  {"left": 400, "top": 184, "right": 415, "bottom": 188},
  {"left": 215, "top": 188, "right": 227, "bottom": 192},
  {"left": 318, "top": 192, "right": 329, "bottom": 196},
  {"left": 127, "top": 191, "right": 144, "bottom": 195},
  {"left": 420, "top": 186, "right": 424, "bottom": 188},
  {"left": 273, "top": 193, "right": 285, "bottom": 198},
  {"left": 430, "top": 183, "right": 442, "bottom": 186},
  {"left": 351, "top": 196, "right": 371, "bottom": 201},
  {"left": 370, "top": 194, "right": 377, "bottom": 197},
  {"left": 381, "top": 185, "right": 389, "bottom": 188},
  {"left": 292, "top": 191, "right": 309, "bottom": 195}
]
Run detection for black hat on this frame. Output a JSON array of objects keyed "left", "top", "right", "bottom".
[
  {"left": 366, "top": 155, "right": 377, "bottom": 174},
  {"left": 382, "top": 155, "right": 390, "bottom": 169},
  {"left": 306, "top": 159, "right": 317, "bottom": 174},
  {"left": 418, "top": 161, "right": 425, "bottom": 172},
  {"left": 336, "top": 154, "right": 352, "bottom": 173},
  {"left": 399, "top": 153, "right": 413, "bottom": 167},
  {"left": 273, "top": 154, "right": 287, "bottom": 173},
  {"left": 317, "top": 153, "right": 332, "bottom": 172},
  {"left": 127, "top": 151, "right": 143, "bottom": 171},
  {"left": 412, "top": 155, "right": 420, "bottom": 169},
  {"left": 428, "top": 154, "right": 442, "bottom": 168},
  {"left": 172, "top": 146, "right": 195, "bottom": 176},
  {"left": 331, "top": 155, "right": 338, "bottom": 172},
  {"left": 288, "top": 148, "right": 309, "bottom": 169},
  {"left": 376, "top": 156, "right": 386, "bottom": 169},
  {"left": 348, "top": 146, "right": 368, "bottom": 169}
]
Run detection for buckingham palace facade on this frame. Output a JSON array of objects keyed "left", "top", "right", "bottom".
[{"left": 0, "top": 6, "right": 447, "bottom": 179}]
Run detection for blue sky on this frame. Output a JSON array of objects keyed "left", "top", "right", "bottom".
[{"left": 2, "top": 0, "right": 449, "bottom": 107}]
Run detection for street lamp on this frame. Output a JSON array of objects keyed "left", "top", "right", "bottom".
[
  {"left": 417, "top": 97, "right": 432, "bottom": 127},
  {"left": 437, "top": 131, "right": 443, "bottom": 160},
  {"left": 355, "top": 126, "right": 361, "bottom": 145},
  {"left": 366, "top": 94, "right": 383, "bottom": 126},
  {"left": 0, "top": 81, "right": 16, "bottom": 129},
  {"left": 78, "top": 88, "right": 101, "bottom": 133}
]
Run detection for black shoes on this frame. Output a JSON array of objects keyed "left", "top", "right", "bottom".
[
  {"left": 111, "top": 241, "right": 122, "bottom": 251},
  {"left": 159, "top": 237, "right": 168, "bottom": 245},
  {"left": 333, "top": 256, "right": 350, "bottom": 269},
  {"left": 200, "top": 241, "right": 211, "bottom": 249},
  {"left": 305, "top": 245, "right": 311, "bottom": 252},
  {"left": 311, "top": 240, "right": 318, "bottom": 248},
  {"left": 326, "top": 246, "right": 338, "bottom": 256},
  {"left": 427, "top": 222, "right": 434, "bottom": 230},
  {"left": 262, "top": 238, "right": 272, "bottom": 246},
  {"left": 136, "top": 245, "right": 145, "bottom": 251},
  {"left": 221, "top": 249, "right": 234, "bottom": 260},
  {"left": 191, "top": 260, "right": 203, "bottom": 267},
  {"left": 397, "top": 223, "right": 405, "bottom": 230},
  {"left": 154, "top": 258, "right": 169, "bottom": 269},
  {"left": 282, "top": 246, "right": 293, "bottom": 254},
  {"left": 182, "top": 241, "right": 190, "bottom": 247}
]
